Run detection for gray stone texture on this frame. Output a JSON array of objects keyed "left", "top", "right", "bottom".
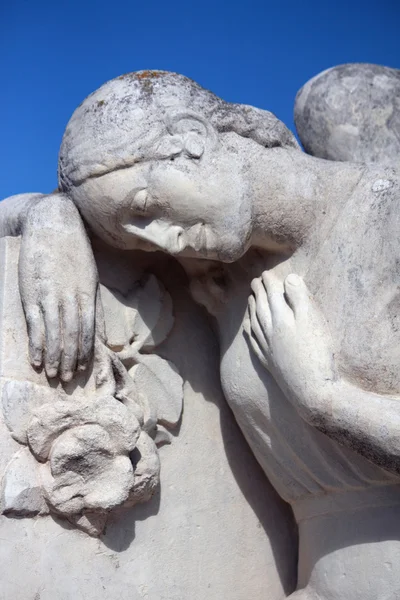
[
  {"left": 2, "top": 66, "right": 400, "bottom": 599},
  {"left": 0, "top": 236, "right": 295, "bottom": 600},
  {"left": 295, "top": 63, "right": 400, "bottom": 165}
]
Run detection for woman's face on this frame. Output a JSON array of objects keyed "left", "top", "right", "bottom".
[{"left": 72, "top": 144, "right": 253, "bottom": 262}]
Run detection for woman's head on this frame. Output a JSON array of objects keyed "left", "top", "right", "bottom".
[{"left": 59, "top": 70, "right": 298, "bottom": 261}]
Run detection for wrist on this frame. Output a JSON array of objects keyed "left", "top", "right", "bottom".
[{"left": 24, "top": 193, "right": 83, "bottom": 235}]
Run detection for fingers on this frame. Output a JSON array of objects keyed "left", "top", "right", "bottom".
[
  {"left": 32, "top": 290, "right": 96, "bottom": 381},
  {"left": 243, "top": 308, "right": 269, "bottom": 369},
  {"left": 25, "top": 305, "right": 44, "bottom": 369},
  {"left": 261, "top": 271, "right": 292, "bottom": 324},
  {"left": 251, "top": 277, "right": 272, "bottom": 334},
  {"left": 41, "top": 297, "right": 61, "bottom": 378},
  {"left": 95, "top": 286, "right": 106, "bottom": 343},
  {"left": 248, "top": 331, "right": 269, "bottom": 369},
  {"left": 60, "top": 298, "right": 79, "bottom": 382},
  {"left": 248, "top": 295, "right": 269, "bottom": 353},
  {"left": 77, "top": 293, "right": 96, "bottom": 372},
  {"left": 283, "top": 274, "right": 310, "bottom": 318}
]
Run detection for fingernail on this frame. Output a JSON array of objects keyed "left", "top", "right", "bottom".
[
  {"left": 61, "top": 371, "right": 73, "bottom": 383},
  {"left": 77, "top": 363, "right": 87, "bottom": 372},
  {"left": 286, "top": 274, "right": 301, "bottom": 286},
  {"left": 46, "top": 367, "right": 58, "bottom": 378}
]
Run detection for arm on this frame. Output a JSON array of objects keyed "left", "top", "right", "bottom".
[
  {"left": 245, "top": 272, "right": 400, "bottom": 476},
  {"left": 0, "top": 193, "right": 45, "bottom": 237},
  {"left": 1, "top": 191, "right": 98, "bottom": 382}
]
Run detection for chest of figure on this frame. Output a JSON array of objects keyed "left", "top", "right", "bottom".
[
  {"left": 217, "top": 275, "right": 396, "bottom": 502},
  {"left": 218, "top": 212, "right": 400, "bottom": 400},
  {"left": 301, "top": 203, "right": 400, "bottom": 394}
]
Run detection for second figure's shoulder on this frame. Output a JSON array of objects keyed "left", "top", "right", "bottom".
[
  {"left": 339, "top": 165, "right": 400, "bottom": 251},
  {"left": 354, "top": 165, "right": 400, "bottom": 208}
]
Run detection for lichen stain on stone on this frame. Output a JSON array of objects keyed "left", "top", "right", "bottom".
[
  {"left": 116, "top": 70, "right": 164, "bottom": 82},
  {"left": 136, "top": 70, "right": 163, "bottom": 80}
]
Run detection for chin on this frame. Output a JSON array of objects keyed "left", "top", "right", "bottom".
[
  {"left": 176, "top": 245, "right": 244, "bottom": 263},
  {"left": 216, "top": 242, "right": 250, "bottom": 263}
]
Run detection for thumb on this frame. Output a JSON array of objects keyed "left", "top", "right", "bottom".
[{"left": 283, "top": 274, "right": 310, "bottom": 318}]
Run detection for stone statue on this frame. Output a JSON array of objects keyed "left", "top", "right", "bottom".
[{"left": 1, "top": 65, "right": 400, "bottom": 599}]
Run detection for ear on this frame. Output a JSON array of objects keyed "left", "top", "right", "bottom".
[{"left": 166, "top": 111, "right": 217, "bottom": 159}]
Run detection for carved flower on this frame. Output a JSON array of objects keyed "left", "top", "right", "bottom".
[
  {"left": 26, "top": 396, "right": 159, "bottom": 515},
  {"left": 42, "top": 424, "right": 134, "bottom": 513},
  {"left": 1, "top": 272, "right": 181, "bottom": 535},
  {"left": 100, "top": 275, "right": 184, "bottom": 430}
]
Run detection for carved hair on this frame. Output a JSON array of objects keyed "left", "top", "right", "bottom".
[{"left": 58, "top": 71, "right": 299, "bottom": 189}]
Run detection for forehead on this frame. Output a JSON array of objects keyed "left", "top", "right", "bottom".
[
  {"left": 80, "top": 163, "right": 152, "bottom": 203},
  {"left": 59, "top": 72, "right": 213, "bottom": 188}
]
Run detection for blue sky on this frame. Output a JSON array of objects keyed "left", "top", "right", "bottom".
[{"left": 1, "top": 0, "right": 399, "bottom": 198}]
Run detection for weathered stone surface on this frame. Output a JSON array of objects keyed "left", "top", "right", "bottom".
[
  {"left": 295, "top": 63, "right": 400, "bottom": 165},
  {"left": 1, "top": 66, "right": 400, "bottom": 599},
  {"left": 1, "top": 448, "right": 48, "bottom": 516},
  {"left": 0, "top": 236, "right": 294, "bottom": 599},
  {"left": 0, "top": 219, "right": 189, "bottom": 535}
]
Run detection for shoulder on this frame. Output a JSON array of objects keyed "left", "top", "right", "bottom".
[
  {"left": 0, "top": 193, "right": 45, "bottom": 237},
  {"left": 354, "top": 165, "right": 400, "bottom": 207},
  {"left": 348, "top": 165, "right": 400, "bottom": 247}
]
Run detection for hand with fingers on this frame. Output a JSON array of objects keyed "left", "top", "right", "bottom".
[
  {"left": 244, "top": 271, "right": 337, "bottom": 419},
  {"left": 18, "top": 193, "right": 98, "bottom": 383}
]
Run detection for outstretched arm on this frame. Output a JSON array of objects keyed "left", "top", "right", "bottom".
[
  {"left": 0, "top": 192, "right": 98, "bottom": 382},
  {"left": 245, "top": 272, "right": 400, "bottom": 476}
]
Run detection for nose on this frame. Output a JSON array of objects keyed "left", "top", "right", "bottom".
[{"left": 123, "top": 218, "right": 187, "bottom": 255}]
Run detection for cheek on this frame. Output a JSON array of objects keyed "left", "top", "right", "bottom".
[
  {"left": 211, "top": 208, "right": 253, "bottom": 261},
  {"left": 70, "top": 184, "right": 124, "bottom": 247},
  {"left": 149, "top": 163, "right": 251, "bottom": 261},
  {"left": 150, "top": 166, "right": 215, "bottom": 221}
]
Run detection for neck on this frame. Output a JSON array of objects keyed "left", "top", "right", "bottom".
[{"left": 244, "top": 146, "right": 364, "bottom": 254}]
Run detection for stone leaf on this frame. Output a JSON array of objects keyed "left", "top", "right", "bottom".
[
  {"left": 129, "top": 354, "right": 183, "bottom": 428},
  {"left": 154, "top": 425, "right": 173, "bottom": 446},
  {"left": 100, "top": 284, "right": 134, "bottom": 351},
  {"left": 125, "top": 431, "right": 160, "bottom": 507},
  {"left": 100, "top": 275, "right": 174, "bottom": 352},
  {"left": 2, "top": 379, "right": 62, "bottom": 445},
  {"left": 130, "top": 275, "right": 174, "bottom": 352},
  {"left": 1, "top": 448, "right": 49, "bottom": 517},
  {"left": 67, "top": 512, "right": 108, "bottom": 537},
  {"left": 27, "top": 396, "right": 140, "bottom": 461}
]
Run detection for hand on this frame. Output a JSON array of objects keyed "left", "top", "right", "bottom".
[
  {"left": 19, "top": 193, "right": 98, "bottom": 382},
  {"left": 244, "top": 272, "right": 336, "bottom": 418}
]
